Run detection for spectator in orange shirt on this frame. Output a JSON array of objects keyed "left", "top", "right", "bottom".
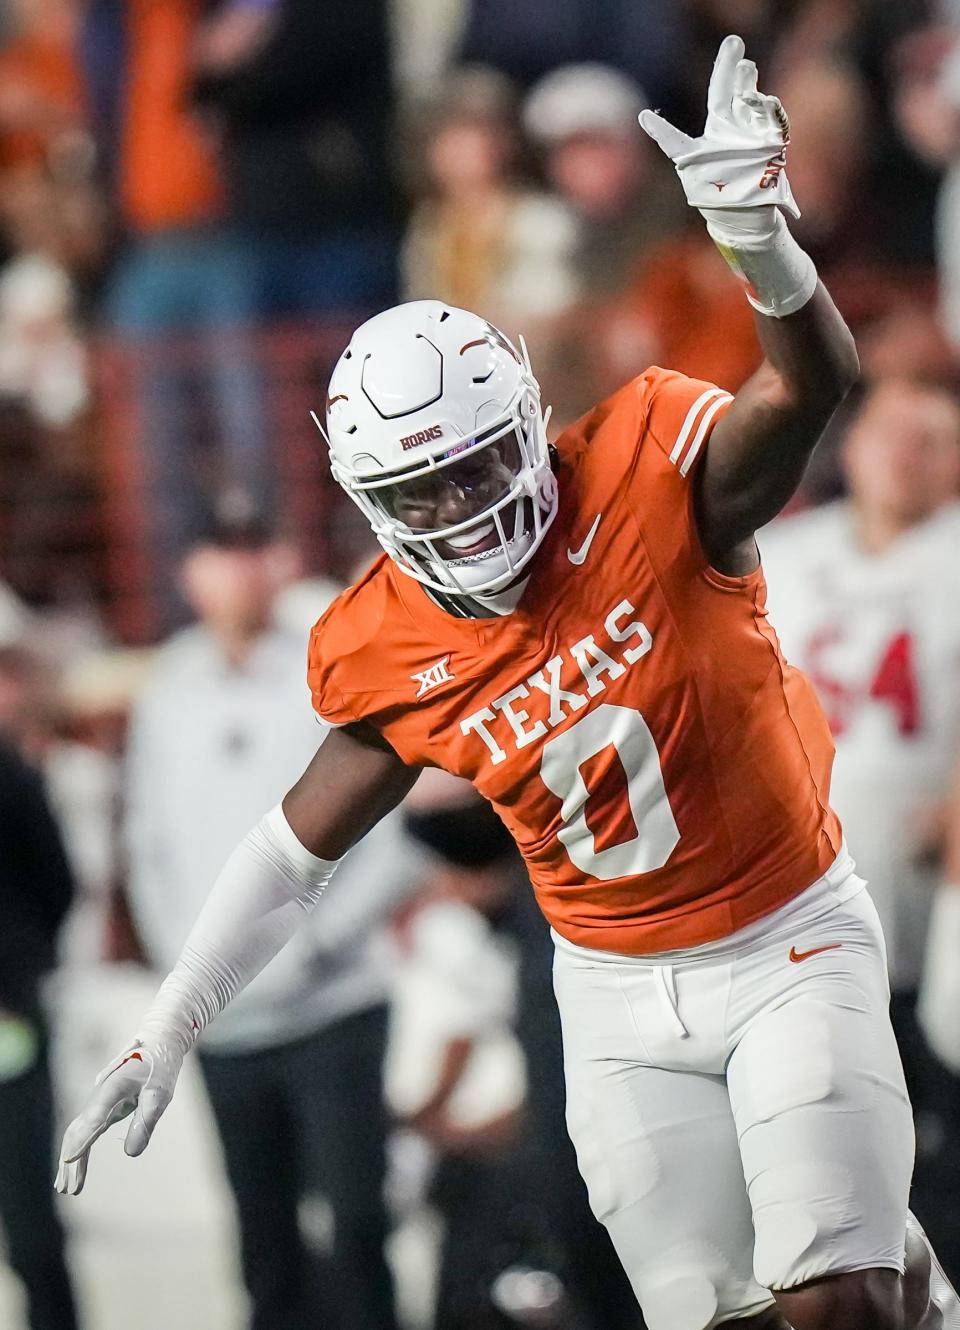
[
  {"left": 0, "top": 0, "right": 104, "bottom": 310},
  {"left": 83, "top": 0, "right": 268, "bottom": 633},
  {"left": 0, "top": 0, "right": 83, "bottom": 176},
  {"left": 615, "top": 232, "right": 762, "bottom": 395}
]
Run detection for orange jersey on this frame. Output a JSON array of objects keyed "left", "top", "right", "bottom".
[
  {"left": 120, "top": 0, "right": 223, "bottom": 233},
  {"left": 308, "top": 368, "right": 842, "bottom": 953}
]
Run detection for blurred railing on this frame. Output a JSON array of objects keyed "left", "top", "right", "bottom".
[
  {"left": 93, "top": 318, "right": 359, "bottom": 644},
  {"left": 3, "top": 267, "right": 950, "bottom": 647}
]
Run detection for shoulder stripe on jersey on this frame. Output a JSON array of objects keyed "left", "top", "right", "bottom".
[
  {"left": 664, "top": 385, "right": 733, "bottom": 468},
  {"left": 668, "top": 388, "right": 728, "bottom": 464},
  {"left": 678, "top": 392, "right": 734, "bottom": 476}
]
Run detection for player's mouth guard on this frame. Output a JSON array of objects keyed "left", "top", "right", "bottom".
[
  {"left": 318, "top": 391, "right": 558, "bottom": 599},
  {"left": 383, "top": 465, "right": 556, "bottom": 599}
]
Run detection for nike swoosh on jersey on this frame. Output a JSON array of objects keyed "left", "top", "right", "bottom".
[
  {"left": 788, "top": 943, "right": 842, "bottom": 963},
  {"left": 567, "top": 513, "right": 602, "bottom": 565}
]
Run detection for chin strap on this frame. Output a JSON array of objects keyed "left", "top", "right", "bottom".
[
  {"left": 424, "top": 576, "right": 531, "bottom": 620},
  {"left": 423, "top": 586, "right": 494, "bottom": 619}
]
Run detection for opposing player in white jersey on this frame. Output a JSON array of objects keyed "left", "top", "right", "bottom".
[
  {"left": 761, "top": 379, "right": 960, "bottom": 996},
  {"left": 761, "top": 379, "right": 960, "bottom": 1271}
]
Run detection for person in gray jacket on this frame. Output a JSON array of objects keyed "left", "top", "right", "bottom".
[{"left": 124, "top": 516, "right": 421, "bottom": 1330}]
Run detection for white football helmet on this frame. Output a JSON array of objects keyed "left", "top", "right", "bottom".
[{"left": 319, "top": 301, "right": 557, "bottom": 601}]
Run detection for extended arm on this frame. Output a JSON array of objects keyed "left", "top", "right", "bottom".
[
  {"left": 697, "top": 284, "right": 858, "bottom": 570},
  {"left": 57, "top": 724, "right": 420, "bottom": 1194},
  {"left": 283, "top": 720, "right": 419, "bottom": 858},
  {"left": 640, "top": 35, "right": 859, "bottom": 573}
]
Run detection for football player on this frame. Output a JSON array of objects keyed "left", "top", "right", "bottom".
[
  {"left": 57, "top": 37, "right": 959, "bottom": 1330},
  {"left": 760, "top": 381, "right": 960, "bottom": 1028}
]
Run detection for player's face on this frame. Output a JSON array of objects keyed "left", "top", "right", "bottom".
[
  {"left": 843, "top": 385, "right": 960, "bottom": 524},
  {"left": 376, "top": 435, "right": 523, "bottom": 560}
]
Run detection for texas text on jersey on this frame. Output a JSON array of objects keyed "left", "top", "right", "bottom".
[{"left": 309, "top": 365, "right": 842, "bottom": 955}]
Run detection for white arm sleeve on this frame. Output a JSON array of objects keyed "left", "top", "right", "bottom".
[{"left": 137, "top": 804, "right": 340, "bottom": 1054}]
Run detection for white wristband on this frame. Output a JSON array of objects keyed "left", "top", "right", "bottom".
[
  {"left": 138, "top": 805, "right": 340, "bottom": 1055},
  {"left": 702, "top": 206, "right": 818, "bottom": 318}
]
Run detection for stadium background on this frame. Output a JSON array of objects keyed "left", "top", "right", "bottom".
[{"left": 0, "top": 1, "right": 959, "bottom": 1328}]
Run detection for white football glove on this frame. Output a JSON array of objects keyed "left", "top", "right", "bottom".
[
  {"left": 55, "top": 1035, "right": 184, "bottom": 1195},
  {"left": 640, "top": 33, "right": 799, "bottom": 218}
]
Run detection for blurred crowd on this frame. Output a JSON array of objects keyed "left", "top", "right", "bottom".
[
  {"left": 2, "top": 0, "right": 960, "bottom": 636},
  {"left": 1, "top": 0, "right": 960, "bottom": 1328}
]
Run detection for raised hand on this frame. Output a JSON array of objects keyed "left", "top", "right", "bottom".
[{"left": 639, "top": 34, "right": 799, "bottom": 218}]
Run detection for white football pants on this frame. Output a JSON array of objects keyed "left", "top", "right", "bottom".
[{"left": 552, "top": 858, "right": 915, "bottom": 1330}]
